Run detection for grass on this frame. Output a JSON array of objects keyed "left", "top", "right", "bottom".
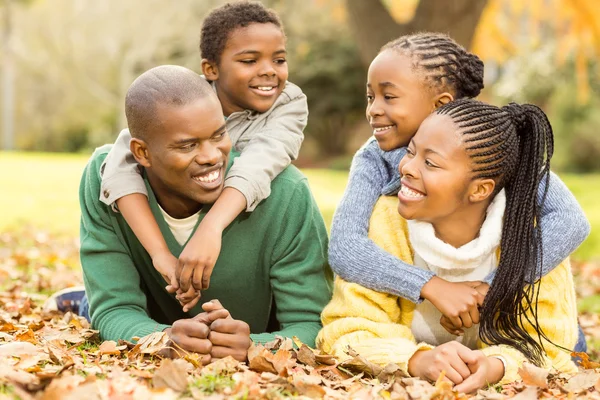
[{"left": 2, "top": 150, "right": 599, "bottom": 261}]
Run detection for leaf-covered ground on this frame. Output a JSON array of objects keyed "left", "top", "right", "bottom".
[{"left": 0, "top": 228, "right": 599, "bottom": 399}]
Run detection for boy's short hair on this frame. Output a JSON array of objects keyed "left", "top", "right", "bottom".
[
  {"left": 125, "top": 65, "right": 214, "bottom": 142},
  {"left": 200, "top": 1, "right": 283, "bottom": 64}
]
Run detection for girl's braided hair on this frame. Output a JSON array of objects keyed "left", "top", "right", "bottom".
[
  {"left": 435, "top": 98, "right": 554, "bottom": 366},
  {"left": 381, "top": 32, "right": 484, "bottom": 99}
]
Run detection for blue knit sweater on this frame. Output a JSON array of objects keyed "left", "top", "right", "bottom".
[{"left": 329, "top": 138, "right": 591, "bottom": 304}]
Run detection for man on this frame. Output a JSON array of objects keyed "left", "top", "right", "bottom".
[{"left": 74, "top": 65, "right": 331, "bottom": 363}]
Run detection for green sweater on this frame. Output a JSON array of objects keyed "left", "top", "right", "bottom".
[{"left": 79, "top": 145, "right": 332, "bottom": 346}]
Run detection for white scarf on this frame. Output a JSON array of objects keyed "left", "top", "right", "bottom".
[{"left": 408, "top": 190, "right": 506, "bottom": 348}]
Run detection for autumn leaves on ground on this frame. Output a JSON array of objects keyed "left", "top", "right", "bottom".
[{"left": 0, "top": 229, "right": 598, "bottom": 399}]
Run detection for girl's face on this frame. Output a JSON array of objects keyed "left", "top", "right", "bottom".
[
  {"left": 203, "top": 23, "right": 288, "bottom": 117},
  {"left": 397, "top": 113, "right": 477, "bottom": 223},
  {"left": 366, "top": 50, "right": 446, "bottom": 151}
]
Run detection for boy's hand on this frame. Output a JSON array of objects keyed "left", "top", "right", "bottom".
[
  {"left": 421, "top": 277, "right": 485, "bottom": 333},
  {"left": 152, "top": 250, "right": 179, "bottom": 291},
  {"left": 454, "top": 352, "right": 504, "bottom": 393},
  {"left": 176, "top": 222, "right": 223, "bottom": 293},
  {"left": 203, "top": 300, "right": 251, "bottom": 362},
  {"left": 408, "top": 341, "right": 477, "bottom": 384},
  {"left": 439, "top": 282, "right": 490, "bottom": 335}
]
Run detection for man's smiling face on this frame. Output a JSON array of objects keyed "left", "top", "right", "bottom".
[{"left": 142, "top": 95, "right": 232, "bottom": 218}]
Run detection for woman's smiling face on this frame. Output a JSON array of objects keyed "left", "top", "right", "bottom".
[{"left": 397, "top": 113, "right": 475, "bottom": 224}]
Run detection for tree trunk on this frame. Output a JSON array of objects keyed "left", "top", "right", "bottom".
[{"left": 346, "top": 0, "right": 489, "bottom": 67}]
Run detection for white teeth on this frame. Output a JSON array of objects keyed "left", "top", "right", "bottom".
[
  {"left": 400, "top": 185, "right": 425, "bottom": 198},
  {"left": 194, "top": 170, "right": 220, "bottom": 183},
  {"left": 257, "top": 86, "right": 275, "bottom": 91},
  {"left": 373, "top": 125, "right": 395, "bottom": 133}
]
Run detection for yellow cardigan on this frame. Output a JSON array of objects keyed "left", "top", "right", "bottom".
[{"left": 317, "top": 196, "right": 578, "bottom": 384}]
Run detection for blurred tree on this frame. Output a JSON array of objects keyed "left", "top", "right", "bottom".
[{"left": 345, "top": 0, "right": 489, "bottom": 66}]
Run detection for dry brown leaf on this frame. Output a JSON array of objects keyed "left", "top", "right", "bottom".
[
  {"left": 97, "top": 340, "right": 125, "bottom": 356},
  {"left": 339, "top": 346, "right": 382, "bottom": 378},
  {"left": 271, "top": 349, "right": 295, "bottom": 376},
  {"left": 152, "top": 358, "right": 189, "bottom": 393},
  {"left": 377, "top": 362, "right": 408, "bottom": 383},
  {"left": 203, "top": 356, "right": 241, "bottom": 375},
  {"left": 15, "top": 328, "right": 37, "bottom": 344},
  {"left": 248, "top": 345, "right": 277, "bottom": 374},
  {"left": 0, "top": 341, "right": 41, "bottom": 357},
  {"left": 293, "top": 373, "right": 326, "bottom": 398},
  {"left": 572, "top": 351, "right": 600, "bottom": 369},
  {"left": 517, "top": 362, "right": 549, "bottom": 388},
  {"left": 137, "top": 331, "right": 171, "bottom": 355},
  {"left": 564, "top": 370, "right": 600, "bottom": 393},
  {"left": 511, "top": 386, "right": 539, "bottom": 400},
  {"left": 297, "top": 344, "right": 317, "bottom": 367}
]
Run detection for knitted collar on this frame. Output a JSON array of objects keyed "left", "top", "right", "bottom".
[{"left": 407, "top": 190, "right": 506, "bottom": 270}]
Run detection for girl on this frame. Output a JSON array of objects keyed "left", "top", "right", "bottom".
[
  {"left": 329, "top": 33, "right": 589, "bottom": 334},
  {"left": 318, "top": 98, "right": 578, "bottom": 393}
]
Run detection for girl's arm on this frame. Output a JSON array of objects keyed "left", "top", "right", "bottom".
[
  {"left": 483, "top": 171, "right": 590, "bottom": 285},
  {"left": 177, "top": 82, "right": 307, "bottom": 292},
  {"left": 329, "top": 142, "right": 435, "bottom": 304}
]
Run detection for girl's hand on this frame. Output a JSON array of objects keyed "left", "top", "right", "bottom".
[
  {"left": 408, "top": 341, "right": 477, "bottom": 384},
  {"left": 439, "top": 282, "right": 490, "bottom": 335},
  {"left": 421, "top": 277, "right": 485, "bottom": 333},
  {"left": 454, "top": 352, "right": 504, "bottom": 394}
]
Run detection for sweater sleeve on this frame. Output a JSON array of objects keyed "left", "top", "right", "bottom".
[
  {"left": 317, "top": 277, "right": 432, "bottom": 371},
  {"left": 225, "top": 82, "right": 307, "bottom": 211},
  {"left": 483, "top": 171, "right": 590, "bottom": 285},
  {"left": 80, "top": 152, "right": 170, "bottom": 341},
  {"left": 329, "top": 142, "right": 434, "bottom": 303},
  {"left": 249, "top": 179, "right": 332, "bottom": 347},
  {"left": 480, "top": 259, "right": 579, "bottom": 384},
  {"left": 99, "top": 129, "right": 148, "bottom": 208}
]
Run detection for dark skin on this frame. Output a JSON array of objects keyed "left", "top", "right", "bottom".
[
  {"left": 400, "top": 114, "right": 504, "bottom": 392},
  {"left": 366, "top": 49, "right": 489, "bottom": 332},
  {"left": 130, "top": 94, "right": 250, "bottom": 358}
]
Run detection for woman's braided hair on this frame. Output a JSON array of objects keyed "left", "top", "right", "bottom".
[
  {"left": 381, "top": 32, "right": 484, "bottom": 99},
  {"left": 435, "top": 98, "right": 554, "bottom": 366}
]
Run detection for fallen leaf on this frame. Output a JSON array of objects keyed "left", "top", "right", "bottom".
[
  {"left": 564, "top": 370, "right": 600, "bottom": 393},
  {"left": 152, "top": 359, "right": 189, "bottom": 393},
  {"left": 0, "top": 341, "right": 42, "bottom": 357},
  {"left": 517, "top": 362, "right": 549, "bottom": 388},
  {"left": 339, "top": 346, "right": 382, "bottom": 378},
  {"left": 15, "top": 328, "right": 37, "bottom": 344},
  {"left": 97, "top": 340, "right": 125, "bottom": 356},
  {"left": 572, "top": 352, "right": 600, "bottom": 369},
  {"left": 511, "top": 386, "right": 539, "bottom": 400},
  {"left": 296, "top": 344, "right": 317, "bottom": 367}
]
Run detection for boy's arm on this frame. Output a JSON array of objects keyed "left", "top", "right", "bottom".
[
  {"left": 80, "top": 153, "right": 170, "bottom": 341},
  {"left": 225, "top": 81, "right": 307, "bottom": 211},
  {"left": 249, "top": 179, "right": 332, "bottom": 348},
  {"left": 177, "top": 83, "right": 306, "bottom": 292},
  {"left": 329, "top": 143, "right": 435, "bottom": 304},
  {"left": 483, "top": 171, "right": 590, "bottom": 285},
  {"left": 99, "top": 129, "right": 148, "bottom": 207}
]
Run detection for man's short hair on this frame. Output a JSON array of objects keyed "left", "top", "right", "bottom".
[{"left": 125, "top": 65, "right": 214, "bottom": 142}]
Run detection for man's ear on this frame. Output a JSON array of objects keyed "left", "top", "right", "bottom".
[
  {"left": 468, "top": 178, "right": 495, "bottom": 204},
  {"left": 433, "top": 92, "right": 454, "bottom": 109},
  {"left": 201, "top": 59, "right": 219, "bottom": 81},
  {"left": 130, "top": 138, "right": 151, "bottom": 168}
]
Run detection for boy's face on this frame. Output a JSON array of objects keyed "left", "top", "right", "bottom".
[
  {"left": 141, "top": 96, "right": 232, "bottom": 218},
  {"left": 366, "top": 50, "right": 440, "bottom": 152},
  {"left": 204, "top": 22, "right": 288, "bottom": 117}
]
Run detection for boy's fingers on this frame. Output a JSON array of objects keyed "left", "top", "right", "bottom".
[
  {"left": 202, "top": 264, "right": 215, "bottom": 291},
  {"left": 192, "top": 265, "right": 205, "bottom": 291},
  {"left": 178, "top": 261, "right": 194, "bottom": 293}
]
